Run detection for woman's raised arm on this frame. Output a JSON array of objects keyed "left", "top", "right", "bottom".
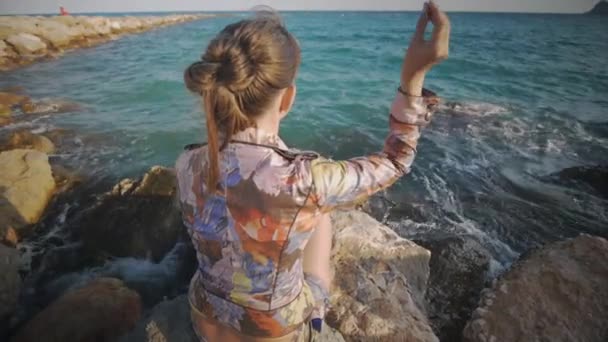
[{"left": 308, "top": 1, "right": 450, "bottom": 212}]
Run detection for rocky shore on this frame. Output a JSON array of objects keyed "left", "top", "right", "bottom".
[
  {"left": 0, "top": 14, "right": 212, "bottom": 71},
  {"left": 1, "top": 88, "right": 608, "bottom": 340}
]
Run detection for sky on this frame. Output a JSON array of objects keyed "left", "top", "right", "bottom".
[{"left": 0, "top": 0, "right": 601, "bottom": 15}]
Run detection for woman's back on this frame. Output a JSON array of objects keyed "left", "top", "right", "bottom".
[{"left": 177, "top": 3, "right": 450, "bottom": 341}]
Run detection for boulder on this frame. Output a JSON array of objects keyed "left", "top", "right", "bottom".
[
  {"left": 0, "top": 40, "right": 8, "bottom": 57},
  {"left": 0, "top": 104, "right": 10, "bottom": 116},
  {"left": 78, "top": 166, "right": 181, "bottom": 261},
  {"left": 82, "top": 17, "right": 112, "bottom": 36},
  {"left": 0, "top": 91, "right": 30, "bottom": 108},
  {"left": 20, "top": 98, "right": 82, "bottom": 115},
  {"left": 547, "top": 165, "right": 608, "bottom": 199},
  {"left": 0, "top": 150, "right": 55, "bottom": 240},
  {"left": 35, "top": 21, "right": 74, "bottom": 48},
  {"left": 11, "top": 277, "right": 141, "bottom": 342},
  {"left": 0, "top": 116, "right": 12, "bottom": 127},
  {"left": 417, "top": 236, "right": 491, "bottom": 342},
  {"left": 5, "top": 33, "right": 47, "bottom": 55},
  {"left": 118, "top": 294, "right": 345, "bottom": 342},
  {"left": 0, "top": 244, "right": 21, "bottom": 339},
  {"left": 328, "top": 210, "right": 437, "bottom": 342},
  {"left": 2, "top": 130, "right": 55, "bottom": 154},
  {"left": 463, "top": 234, "right": 608, "bottom": 342}
]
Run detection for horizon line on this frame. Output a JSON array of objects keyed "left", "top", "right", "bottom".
[{"left": 0, "top": 9, "right": 594, "bottom": 16}]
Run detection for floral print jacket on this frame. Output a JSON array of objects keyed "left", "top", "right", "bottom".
[{"left": 175, "top": 90, "right": 438, "bottom": 338}]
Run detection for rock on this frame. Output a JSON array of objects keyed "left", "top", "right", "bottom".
[
  {"left": 416, "top": 236, "right": 491, "bottom": 342},
  {"left": 117, "top": 295, "right": 197, "bottom": 342},
  {"left": 78, "top": 166, "right": 181, "bottom": 261},
  {"left": 51, "top": 164, "right": 85, "bottom": 194},
  {"left": 11, "top": 277, "right": 142, "bottom": 342},
  {"left": 2, "top": 130, "right": 55, "bottom": 154},
  {"left": 0, "top": 244, "right": 21, "bottom": 339},
  {"left": 35, "top": 21, "right": 75, "bottom": 48},
  {"left": 547, "top": 165, "right": 608, "bottom": 199},
  {"left": 118, "top": 294, "right": 345, "bottom": 342},
  {"left": 588, "top": 1, "right": 608, "bottom": 15},
  {"left": 0, "top": 91, "right": 30, "bottom": 108},
  {"left": 0, "top": 116, "right": 12, "bottom": 127},
  {"left": 6, "top": 33, "right": 46, "bottom": 55},
  {"left": 0, "top": 104, "right": 10, "bottom": 116},
  {"left": 1, "top": 15, "right": 207, "bottom": 71},
  {"left": 0, "top": 40, "right": 8, "bottom": 57},
  {"left": 328, "top": 210, "right": 437, "bottom": 342},
  {"left": 0, "top": 150, "right": 56, "bottom": 240},
  {"left": 463, "top": 234, "right": 608, "bottom": 342},
  {"left": 20, "top": 98, "right": 82, "bottom": 115}
]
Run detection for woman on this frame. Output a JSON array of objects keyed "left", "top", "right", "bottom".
[{"left": 176, "top": 2, "right": 450, "bottom": 341}]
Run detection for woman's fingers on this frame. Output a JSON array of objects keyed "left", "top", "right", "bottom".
[
  {"left": 413, "top": 2, "right": 430, "bottom": 43},
  {"left": 429, "top": 1, "right": 450, "bottom": 60}
]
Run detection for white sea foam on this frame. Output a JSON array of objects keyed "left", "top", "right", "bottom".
[{"left": 441, "top": 101, "right": 510, "bottom": 117}]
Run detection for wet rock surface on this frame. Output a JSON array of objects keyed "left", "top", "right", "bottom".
[
  {"left": 416, "top": 235, "right": 492, "bottom": 342},
  {"left": 546, "top": 165, "right": 608, "bottom": 199},
  {"left": 463, "top": 234, "right": 608, "bottom": 342},
  {"left": 1, "top": 130, "right": 55, "bottom": 154},
  {"left": 11, "top": 277, "right": 141, "bottom": 342},
  {"left": 0, "top": 244, "right": 21, "bottom": 340},
  {"left": 76, "top": 166, "right": 182, "bottom": 262}
]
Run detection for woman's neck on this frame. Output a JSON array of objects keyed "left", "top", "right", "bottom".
[{"left": 253, "top": 113, "right": 280, "bottom": 136}]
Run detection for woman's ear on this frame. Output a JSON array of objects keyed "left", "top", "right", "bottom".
[{"left": 278, "top": 84, "right": 296, "bottom": 119}]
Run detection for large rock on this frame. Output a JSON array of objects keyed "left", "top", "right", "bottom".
[
  {"left": 0, "top": 116, "right": 11, "bottom": 127},
  {"left": 5, "top": 33, "right": 46, "bottom": 55},
  {"left": 417, "top": 236, "right": 491, "bottom": 342},
  {"left": 0, "top": 40, "right": 8, "bottom": 57},
  {"left": 78, "top": 166, "right": 181, "bottom": 261},
  {"left": 0, "top": 244, "right": 21, "bottom": 339},
  {"left": 35, "top": 21, "right": 75, "bottom": 48},
  {"left": 118, "top": 294, "right": 345, "bottom": 342},
  {"left": 11, "top": 277, "right": 141, "bottom": 342},
  {"left": 0, "top": 91, "right": 30, "bottom": 109},
  {"left": 463, "top": 234, "right": 608, "bottom": 342},
  {"left": 328, "top": 210, "right": 437, "bottom": 342},
  {"left": 546, "top": 165, "right": 608, "bottom": 199},
  {"left": 0, "top": 150, "right": 56, "bottom": 242},
  {"left": 1, "top": 130, "right": 55, "bottom": 154},
  {"left": 588, "top": 1, "right": 608, "bottom": 15}
]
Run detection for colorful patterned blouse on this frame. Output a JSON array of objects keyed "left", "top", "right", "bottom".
[{"left": 175, "top": 90, "right": 438, "bottom": 338}]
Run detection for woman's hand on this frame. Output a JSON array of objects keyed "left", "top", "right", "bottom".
[{"left": 401, "top": 1, "right": 451, "bottom": 96}]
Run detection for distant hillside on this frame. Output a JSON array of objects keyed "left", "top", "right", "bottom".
[{"left": 588, "top": 1, "right": 608, "bottom": 14}]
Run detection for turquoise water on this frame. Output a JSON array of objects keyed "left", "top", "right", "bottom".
[{"left": 2, "top": 12, "right": 607, "bottom": 265}]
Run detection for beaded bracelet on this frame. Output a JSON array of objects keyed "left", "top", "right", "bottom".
[{"left": 397, "top": 85, "right": 423, "bottom": 97}]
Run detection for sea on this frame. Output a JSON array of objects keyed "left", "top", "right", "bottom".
[{"left": 1, "top": 12, "right": 607, "bottom": 292}]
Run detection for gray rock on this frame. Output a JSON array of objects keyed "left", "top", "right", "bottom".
[
  {"left": 11, "top": 278, "right": 141, "bottom": 342},
  {"left": 0, "top": 244, "right": 21, "bottom": 338},
  {"left": 77, "top": 166, "right": 182, "bottom": 261},
  {"left": 463, "top": 234, "right": 608, "bottom": 342},
  {"left": 417, "top": 236, "right": 491, "bottom": 342}
]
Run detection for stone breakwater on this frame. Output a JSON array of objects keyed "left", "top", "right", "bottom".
[{"left": 0, "top": 14, "right": 212, "bottom": 71}]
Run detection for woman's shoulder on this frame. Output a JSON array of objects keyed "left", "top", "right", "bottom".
[{"left": 175, "top": 144, "right": 206, "bottom": 175}]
